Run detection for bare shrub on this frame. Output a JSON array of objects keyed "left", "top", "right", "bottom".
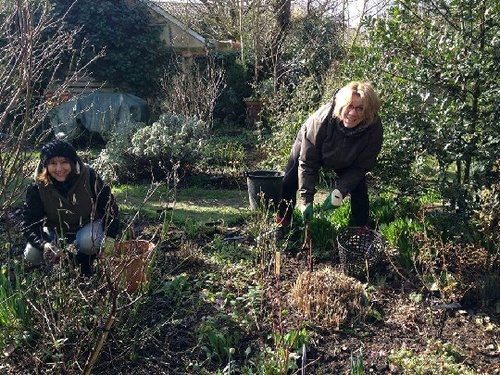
[
  {"left": 158, "top": 55, "right": 226, "bottom": 127},
  {"left": 474, "top": 159, "right": 500, "bottom": 257},
  {"left": 0, "top": 0, "right": 101, "bottom": 219},
  {"left": 3, "top": 249, "right": 156, "bottom": 374},
  {"left": 415, "top": 238, "right": 498, "bottom": 306}
]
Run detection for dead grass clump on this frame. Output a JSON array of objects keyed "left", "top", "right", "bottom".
[{"left": 291, "top": 265, "right": 367, "bottom": 329}]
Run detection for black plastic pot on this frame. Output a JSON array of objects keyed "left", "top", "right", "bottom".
[{"left": 245, "top": 170, "right": 285, "bottom": 211}]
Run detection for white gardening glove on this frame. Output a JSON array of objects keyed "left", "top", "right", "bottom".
[
  {"left": 300, "top": 202, "right": 313, "bottom": 222},
  {"left": 322, "top": 189, "right": 343, "bottom": 210}
]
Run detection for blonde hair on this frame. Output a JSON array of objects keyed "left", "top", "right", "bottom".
[{"left": 333, "top": 81, "right": 381, "bottom": 126}]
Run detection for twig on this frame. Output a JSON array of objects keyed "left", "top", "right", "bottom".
[
  {"left": 81, "top": 273, "right": 119, "bottom": 375},
  {"left": 302, "top": 224, "right": 314, "bottom": 272},
  {"left": 301, "top": 343, "right": 306, "bottom": 375}
]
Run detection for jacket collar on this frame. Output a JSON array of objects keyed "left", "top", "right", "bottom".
[{"left": 337, "top": 120, "right": 371, "bottom": 136}]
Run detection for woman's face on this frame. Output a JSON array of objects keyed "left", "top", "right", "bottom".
[
  {"left": 47, "top": 157, "right": 72, "bottom": 182},
  {"left": 341, "top": 94, "right": 365, "bottom": 128}
]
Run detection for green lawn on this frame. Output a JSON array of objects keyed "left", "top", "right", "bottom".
[{"left": 113, "top": 184, "right": 251, "bottom": 227}]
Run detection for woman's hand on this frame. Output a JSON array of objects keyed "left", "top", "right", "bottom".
[{"left": 43, "top": 242, "right": 60, "bottom": 265}]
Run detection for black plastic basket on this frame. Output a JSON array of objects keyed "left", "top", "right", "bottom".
[{"left": 337, "top": 227, "right": 385, "bottom": 277}]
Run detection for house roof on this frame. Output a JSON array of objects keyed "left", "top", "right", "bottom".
[
  {"left": 140, "top": 0, "right": 240, "bottom": 53},
  {"left": 139, "top": 0, "right": 208, "bottom": 47}
]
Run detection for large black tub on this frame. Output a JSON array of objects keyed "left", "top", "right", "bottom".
[{"left": 245, "top": 170, "right": 285, "bottom": 211}]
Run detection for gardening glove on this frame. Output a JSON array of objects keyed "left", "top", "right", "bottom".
[
  {"left": 43, "top": 242, "right": 60, "bottom": 265},
  {"left": 102, "top": 236, "right": 116, "bottom": 256},
  {"left": 322, "top": 189, "right": 343, "bottom": 210},
  {"left": 300, "top": 202, "right": 313, "bottom": 223}
]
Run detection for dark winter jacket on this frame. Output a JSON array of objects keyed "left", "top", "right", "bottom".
[
  {"left": 297, "top": 103, "right": 383, "bottom": 204},
  {"left": 21, "top": 158, "right": 119, "bottom": 249}
]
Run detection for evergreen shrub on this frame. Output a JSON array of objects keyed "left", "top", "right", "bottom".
[
  {"left": 95, "top": 114, "right": 210, "bottom": 183},
  {"left": 131, "top": 114, "right": 208, "bottom": 164}
]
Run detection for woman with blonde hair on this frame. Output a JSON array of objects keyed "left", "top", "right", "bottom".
[{"left": 276, "top": 81, "right": 383, "bottom": 236}]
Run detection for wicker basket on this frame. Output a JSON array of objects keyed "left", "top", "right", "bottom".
[{"left": 337, "top": 227, "right": 385, "bottom": 277}]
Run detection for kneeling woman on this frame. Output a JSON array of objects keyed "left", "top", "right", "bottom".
[{"left": 21, "top": 140, "right": 119, "bottom": 275}]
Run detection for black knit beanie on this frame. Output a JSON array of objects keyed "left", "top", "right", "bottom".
[{"left": 41, "top": 140, "right": 78, "bottom": 167}]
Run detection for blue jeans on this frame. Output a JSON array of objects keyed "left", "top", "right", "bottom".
[{"left": 24, "top": 219, "right": 104, "bottom": 265}]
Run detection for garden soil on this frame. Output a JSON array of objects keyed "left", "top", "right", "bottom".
[
  {"left": 2, "top": 198, "right": 499, "bottom": 374},
  {"left": 98, "top": 221, "right": 500, "bottom": 375}
]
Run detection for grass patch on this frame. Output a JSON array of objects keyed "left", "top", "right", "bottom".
[{"left": 113, "top": 184, "right": 250, "bottom": 226}]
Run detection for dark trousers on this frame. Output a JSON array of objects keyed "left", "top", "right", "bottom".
[{"left": 278, "top": 144, "right": 370, "bottom": 227}]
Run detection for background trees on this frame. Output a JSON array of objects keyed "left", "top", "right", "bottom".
[
  {"left": 48, "top": 0, "right": 174, "bottom": 98},
  {"left": 338, "top": 0, "right": 499, "bottom": 213},
  {"left": 2, "top": 0, "right": 497, "bottom": 215},
  {"left": 170, "top": 0, "right": 347, "bottom": 88}
]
